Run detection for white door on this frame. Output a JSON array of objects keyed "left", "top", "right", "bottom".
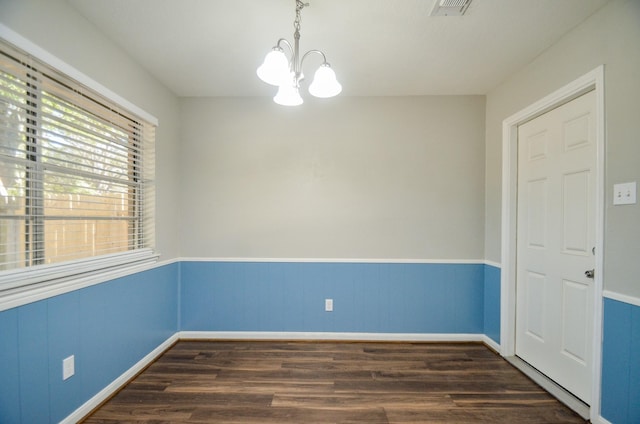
[{"left": 515, "top": 90, "right": 596, "bottom": 404}]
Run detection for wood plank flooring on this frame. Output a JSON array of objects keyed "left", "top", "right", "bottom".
[{"left": 83, "top": 341, "right": 588, "bottom": 423}]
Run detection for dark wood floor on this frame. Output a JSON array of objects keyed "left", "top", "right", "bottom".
[{"left": 83, "top": 341, "right": 588, "bottom": 423}]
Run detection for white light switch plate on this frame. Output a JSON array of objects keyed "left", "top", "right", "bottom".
[{"left": 613, "top": 182, "right": 636, "bottom": 205}]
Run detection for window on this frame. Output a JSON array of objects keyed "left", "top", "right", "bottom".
[{"left": 0, "top": 39, "right": 156, "bottom": 298}]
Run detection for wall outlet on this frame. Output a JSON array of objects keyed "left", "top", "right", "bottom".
[
  {"left": 613, "top": 182, "right": 637, "bottom": 205},
  {"left": 62, "top": 355, "right": 75, "bottom": 380},
  {"left": 325, "top": 298, "right": 333, "bottom": 312}
]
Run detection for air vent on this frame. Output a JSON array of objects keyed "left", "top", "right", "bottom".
[{"left": 430, "top": 0, "right": 471, "bottom": 16}]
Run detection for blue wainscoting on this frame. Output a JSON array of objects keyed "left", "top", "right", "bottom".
[
  {"left": 601, "top": 297, "right": 640, "bottom": 424},
  {"left": 1, "top": 260, "right": 504, "bottom": 423},
  {"left": 483, "top": 264, "right": 501, "bottom": 344},
  {"left": 180, "top": 261, "right": 487, "bottom": 335},
  {"left": 0, "top": 263, "right": 179, "bottom": 424}
]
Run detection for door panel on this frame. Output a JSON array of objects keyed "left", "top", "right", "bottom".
[
  {"left": 516, "top": 90, "right": 596, "bottom": 404},
  {"left": 561, "top": 279, "right": 589, "bottom": 363},
  {"left": 562, "top": 170, "right": 590, "bottom": 253},
  {"left": 563, "top": 112, "right": 591, "bottom": 151},
  {"left": 525, "top": 271, "right": 546, "bottom": 341},
  {"left": 526, "top": 178, "right": 547, "bottom": 248}
]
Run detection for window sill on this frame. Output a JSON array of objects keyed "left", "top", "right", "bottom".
[{"left": 0, "top": 249, "right": 159, "bottom": 312}]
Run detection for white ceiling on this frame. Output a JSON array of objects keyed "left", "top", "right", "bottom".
[{"left": 67, "top": 0, "right": 610, "bottom": 98}]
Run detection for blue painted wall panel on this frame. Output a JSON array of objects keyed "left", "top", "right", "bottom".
[
  {"left": 47, "top": 292, "right": 82, "bottom": 421},
  {"left": 18, "top": 302, "right": 50, "bottom": 423},
  {"left": 452, "top": 264, "right": 484, "bottom": 333},
  {"left": 2, "top": 259, "right": 639, "bottom": 424},
  {"left": 629, "top": 304, "right": 640, "bottom": 423},
  {"left": 483, "top": 265, "right": 500, "bottom": 344},
  {"left": 601, "top": 297, "right": 640, "bottom": 424},
  {"left": 180, "top": 261, "right": 484, "bottom": 334},
  {"left": 0, "top": 309, "right": 20, "bottom": 423},
  {"left": 78, "top": 264, "right": 179, "bottom": 402},
  {"left": 0, "top": 262, "right": 179, "bottom": 423}
]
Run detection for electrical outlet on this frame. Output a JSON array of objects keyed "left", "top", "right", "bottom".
[
  {"left": 613, "top": 182, "right": 637, "bottom": 205},
  {"left": 62, "top": 355, "right": 75, "bottom": 380},
  {"left": 325, "top": 298, "right": 333, "bottom": 312}
]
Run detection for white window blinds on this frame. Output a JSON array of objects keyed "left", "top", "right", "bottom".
[{"left": 0, "top": 39, "right": 156, "bottom": 294}]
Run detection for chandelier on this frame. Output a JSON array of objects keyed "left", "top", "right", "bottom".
[{"left": 257, "top": 0, "right": 342, "bottom": 106}]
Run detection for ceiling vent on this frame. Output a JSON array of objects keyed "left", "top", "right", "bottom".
[{"left": 430, "top": 0, "right": 472, "bottom": 16}]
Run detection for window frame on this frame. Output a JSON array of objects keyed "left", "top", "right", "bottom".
[{"left": 0, "top": 25, "right": 158, "bottom": 312}]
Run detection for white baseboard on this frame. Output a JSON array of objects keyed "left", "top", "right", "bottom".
[
  {"left": 480, "top": 335, "right": 501, "bottom": 353},
  {"left": 60, "top": 333, "right": 179, "bottom": 424},
  {"left": 177, "top": 331, "right": 492, "bottom": 343},
  {"left": 61, "top": 331, "right": 501, "bottom": 423}
]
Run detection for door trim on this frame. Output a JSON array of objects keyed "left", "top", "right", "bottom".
[{"left": 500, "top": 66, "right": 605, "bottom": 422}]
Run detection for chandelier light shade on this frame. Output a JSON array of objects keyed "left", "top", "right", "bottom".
[
  {"left": 256, "top": 48, "right": 289, "bottom": 86},
  {"left": 274, "top": 83, "right": 304, "bottom": 106},
  {"left": 308, "top": 63, "right": 342, "bottom": 98},
  {"left": 257, "top": 0, "right": 342, "bottom": 106}
]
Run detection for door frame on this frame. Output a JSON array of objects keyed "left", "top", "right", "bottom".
[{"left": 500, "top": 66, "right": 605, "bottom": 421}]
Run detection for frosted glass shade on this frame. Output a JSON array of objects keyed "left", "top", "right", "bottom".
[
  {"left": 308, "top": 64, "right": 342, "bottom": 98},
  {"left": 257, "top": 48, "right": 289, "bottom": 86},
  {"left": 273, "top": 84, "right": 303, "bottom": 106}
]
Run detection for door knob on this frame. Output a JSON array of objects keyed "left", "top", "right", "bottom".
[{"left": 585, "top": 269, "right": 595, "bottom": 279}]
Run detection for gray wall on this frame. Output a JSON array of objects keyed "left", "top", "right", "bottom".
[
  {"left": 484, "top": 0, "right": 640, "bottom": 297},
  {"left": 179, "top": 96, "right": 486, "bottom": 260},
  {"left": 0, "top": 0, "right": 182, "bottom": 261},
  {"left": 7, "top": 0, "right": 635, "bottom": 296}
]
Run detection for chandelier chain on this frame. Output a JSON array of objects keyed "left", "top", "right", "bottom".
[{"left": 294, "top": 0, "right": 308, "bottom": 33}]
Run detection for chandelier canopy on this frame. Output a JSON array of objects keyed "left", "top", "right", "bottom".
[{"left": 257, "top": 0, "right": 342, "bottom": 106}]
